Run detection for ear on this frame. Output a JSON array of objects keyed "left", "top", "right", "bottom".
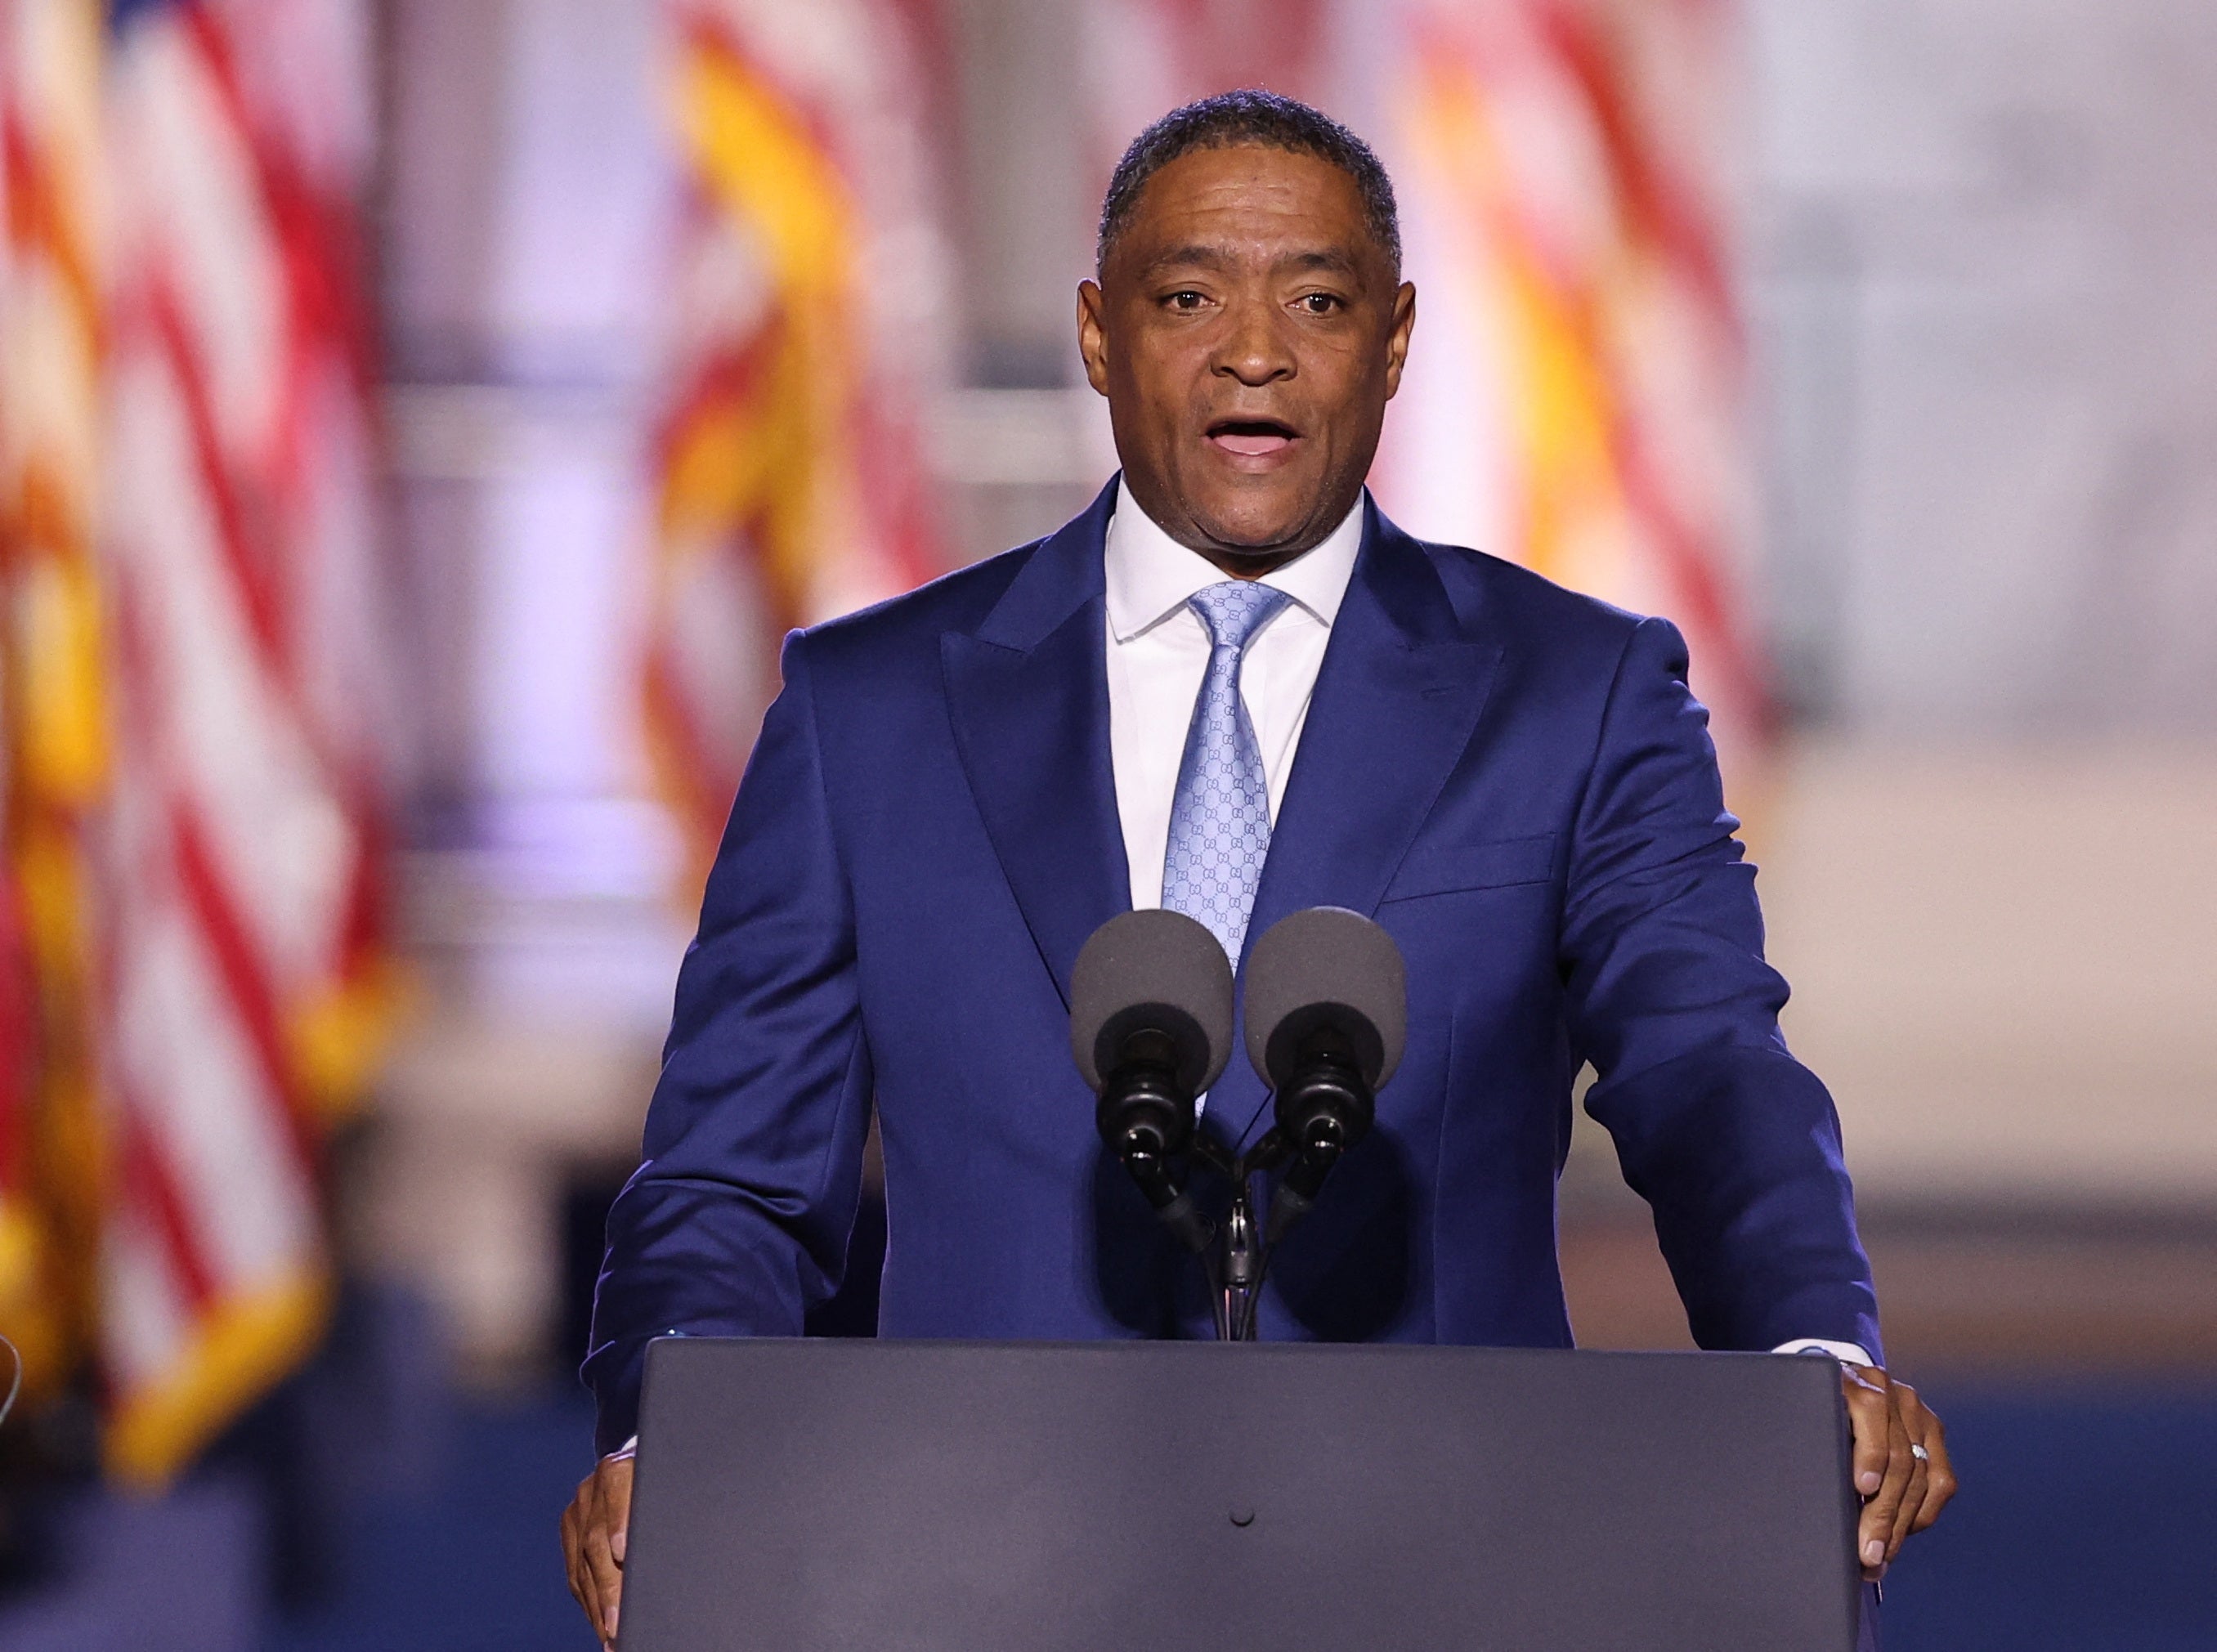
[
  {"left": 1382, "top": 282, "right": 1417, "bottom": 401},
  {"left": 1077, "top": 280, "right": 1113, "bottom": 397}
]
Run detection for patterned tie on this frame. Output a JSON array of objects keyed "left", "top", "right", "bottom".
[{"left": 1162, "top": 580, "right": 1293, "bottom": 966}]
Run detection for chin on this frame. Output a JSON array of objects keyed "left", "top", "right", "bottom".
[
  {"left": 1194, "top": 520, "right": 1301, "bottom": 553},
  {"left": 1185, "top": 490, "right": 1317, "bottom": 553}
]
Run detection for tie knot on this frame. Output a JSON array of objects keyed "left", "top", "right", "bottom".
[{"left": 1187, "top": 580, "right": 1292, "bottom": 653}]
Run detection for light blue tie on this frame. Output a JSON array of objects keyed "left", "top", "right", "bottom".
[{"left": 1162, "top": 580, "right": 1293, "bottom": 966}]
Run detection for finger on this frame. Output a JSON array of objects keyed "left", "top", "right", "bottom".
[
  {"left": 605, "top": 1457, "right": 634, "bottom": 1566},
  {"left": 558, "top": 1498, "right": 584, "bottom": 1605},
  {"left": 1910, "top": 1411, "right": 1957, "bottom": 1531},
  {"left": 584, "top": 1518, "right": 623, "bottom": 1643},
  {"left": 603, "top": 1465, "right": 634, "bottom": 1641},
  {"left": 1887, "top": 1451, "right": 1929, "bottom": 1561},
  {"left": 1884, "top": 1381, "right": 1931, "bottom": 1552},
  {"left": 573, "top": 1524, "right": 605, "bottom": 1644},
  {"left": 576, "top": 1488, "right": 611, "bottom": 1639},
  {"left": 578, "top": 1477, "right": 619, "bottom": 1642},
  {"left": 1888, "top": 1384, "right": 1954, "bottom": 1537},
  {"left": 562, "top": 1489, "right": 595, "bottom": 1618},
  {"left": 561, "top": 1501, "right": 582, "bottom": 1608},
  {"left": 1842, "top": 1368, "right": 1891, "bottom": 1500},
  {"left": 1856, "top": 1404, "right": 1913, "bottom": 1576}
]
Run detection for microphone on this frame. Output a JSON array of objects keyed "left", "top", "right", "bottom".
[
  {"left": 1071, "top": 909, "right": 1235, "bottom": 1255},
  {"left": 1242, "top": 907, "right": 1407, "bottom": 1243}
]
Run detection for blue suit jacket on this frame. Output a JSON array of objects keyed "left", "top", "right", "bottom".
[{"left": 585, "top": 481, "right": 1880, "bottom": 1452}]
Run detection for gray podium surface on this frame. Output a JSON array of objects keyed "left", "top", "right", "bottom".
[{"left": 621, "top": 1338, "right": 1860, "bottom": 1651}]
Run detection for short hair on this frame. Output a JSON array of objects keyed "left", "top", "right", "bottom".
[{"left": 1097, "top": 90, "right": 1403, "bottom": 277}]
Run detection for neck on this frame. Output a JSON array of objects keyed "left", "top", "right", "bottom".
[
  {"left": 1193, "top": 545, "right": 1308, "bottom": 581},
  {"left": 1124, "top": 484, "right": 1363, "bottom": 582}
]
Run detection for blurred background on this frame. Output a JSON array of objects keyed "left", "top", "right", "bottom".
[{"left": 2, "top": 0, "right": 2214, "bottom": 1647}]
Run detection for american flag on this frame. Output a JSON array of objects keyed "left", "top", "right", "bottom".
[
  {"left": 96, "top": 0, "right": 390, "bottom": 1485},
  {"left": 646, "top": 0, "right": 952, "bottom": 884},
  {"left": 1375, "top": 0, "right": 1768, "bottom": 773},
  {"left": 2, "top": 0, "right": 108, "bottom": 1408}
]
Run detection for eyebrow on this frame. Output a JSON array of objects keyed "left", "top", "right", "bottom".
[
  {"left": 1136, "top": 244, "right": 1368, "bottom": 281},
  {"left": 1279, "top": 248, "right": 1362, "bottom": 278},
  {"left": 1139, "top": 244, "right": 1235, "bottom": 276}
]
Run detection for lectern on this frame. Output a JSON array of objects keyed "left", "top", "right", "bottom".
[{"left": 620, "top": 1338, "right": 1861, "bottom": 1650}]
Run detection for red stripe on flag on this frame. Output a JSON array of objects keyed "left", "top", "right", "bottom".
[
  {"left": 180, "top": 2, "right": 377, "bottom": 485},
  {"left": 650, "top": 325, "right": 785, "bottom": 480},
  {"left": 1611, "top": 416, "right": 1769, "bottom": 730},
  {"left": 2, "top": 114, "right": 96, "bottom": 339},
  {"left": 168, "top": 801, "right": 318, "bottom": 1180},
  {"left": 146, "top": 276, "right": 290, "bottom": 674},
  {"left": 115, "top": 1102, "right": 218, "bottom": 1313},
  {"left": 1534, "top": 2, "right": 1739, "bottom": 352}
]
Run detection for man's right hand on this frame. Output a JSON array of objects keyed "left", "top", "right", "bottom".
[{"left": 562, "top": 1449, "right": 634, "bottom": 1646}]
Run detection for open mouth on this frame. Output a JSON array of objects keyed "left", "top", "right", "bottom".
[{"left": 1207, "top": 418, "right": 1300, "bottom": 458}]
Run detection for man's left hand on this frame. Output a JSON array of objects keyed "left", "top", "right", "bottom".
[{"left": 1843, "top": 1364, "right": 1955, "bottom": 1580}]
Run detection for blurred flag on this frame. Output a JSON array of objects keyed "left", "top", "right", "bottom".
[
  {"left": 1082, "top": 0, "right": 1328, "bottom": 170},
  {"left": 0, "top": 871, "right": 42, "bottom": 1369},
  {"left": 647, "top": 0, "right": 952, "bottom": 880},
  {"left": 96, "top": 0, "right": 390, "bottom": 1485},
  {"left": 2, "top": 0, "right": 107, "bottom": 1402},
  {"left": 1374, "top": 0, "right": 1768, "bottom": 767}
]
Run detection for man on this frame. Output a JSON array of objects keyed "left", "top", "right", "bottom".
[{"left": 564, "top": 92, "right": 1954, "bottom": 1643}]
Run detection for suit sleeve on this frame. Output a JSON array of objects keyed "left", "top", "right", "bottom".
[
  {"left": 1560, "top": 616, "right": 1882, "bottom": 1360},
  {"left": 581, "top": 633, "right": 875, "bottom": 1453}
]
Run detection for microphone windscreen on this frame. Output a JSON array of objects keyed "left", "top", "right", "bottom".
[
  {"left": 1069, "top": 909, "right": 1236, "bottom": 1097},
  {"left": 1243, "top": 907, "right": 1408, "bottom": 1090}
]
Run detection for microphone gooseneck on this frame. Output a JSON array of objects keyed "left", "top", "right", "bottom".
[
  {"left": 1264, "top": 1042, "right": 1376, "bottom": 1244},
  {"left": 1093, "top": 1023, "right": 1212, "bottom": 1256}
]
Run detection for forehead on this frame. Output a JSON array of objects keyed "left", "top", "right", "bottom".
[{"left": 1115, "top": 143, "right": 1377, "bottom": 264}]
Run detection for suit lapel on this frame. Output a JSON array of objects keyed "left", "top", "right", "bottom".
[
  {"left": 1249, "top": 502, "right": 1503, "bottom": 936},
  {"left": 943, "top": 481, "right": 1131, "bottom": 1010},
  {"left": 1207, "top": 503, "right": 1503, "bottom": 1138}
]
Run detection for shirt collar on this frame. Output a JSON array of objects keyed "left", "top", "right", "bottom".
[{"left": 1104, "top": 477, "right": 1366, "bottom": 645}]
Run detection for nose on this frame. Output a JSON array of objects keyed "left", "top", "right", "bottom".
[{"left": 1211, "top": 293, "right": 1295, "bottom": 387}]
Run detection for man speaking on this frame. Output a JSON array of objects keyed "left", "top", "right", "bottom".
[{"left": 563, "top": 91, "right": 1954, "bottom": 1641}]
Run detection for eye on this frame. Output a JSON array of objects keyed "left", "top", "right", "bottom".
[
  {"left": 1297, "top": 292, "right": 1342, "bottom": 315},
  {"left": 1164, "top": 289, "right": 1208, "bottom": 311}
]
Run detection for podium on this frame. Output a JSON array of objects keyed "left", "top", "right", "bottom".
[{"left": 620, "top": 1338, "right": 1861, "bottom": 1650}]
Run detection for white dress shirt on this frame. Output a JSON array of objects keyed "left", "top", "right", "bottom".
[{"left": 1104, "top": 478, "right": 1364, "bottom": 911}]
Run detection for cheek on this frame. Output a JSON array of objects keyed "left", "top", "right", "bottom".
[
  {"left": 1301, "top": 336, "right": 1371, "bottom": 393},
  {"left": 1113, "top": 353, "right": 1196, "bottom": 432},
  {"left": 1306, "top": 354, "right": 1388, "bottom": 441}
]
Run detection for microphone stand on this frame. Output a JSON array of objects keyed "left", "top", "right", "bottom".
[
  {"left": 1218, "top": 1181, "right": 1262, "bottom": 1341},
  {"left": 1111, "top": 1067, "right": 1367, "bottom": 1341},
  {"left": 1184, "top": 1128, "right": 1297, "bottom": 1342}
]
